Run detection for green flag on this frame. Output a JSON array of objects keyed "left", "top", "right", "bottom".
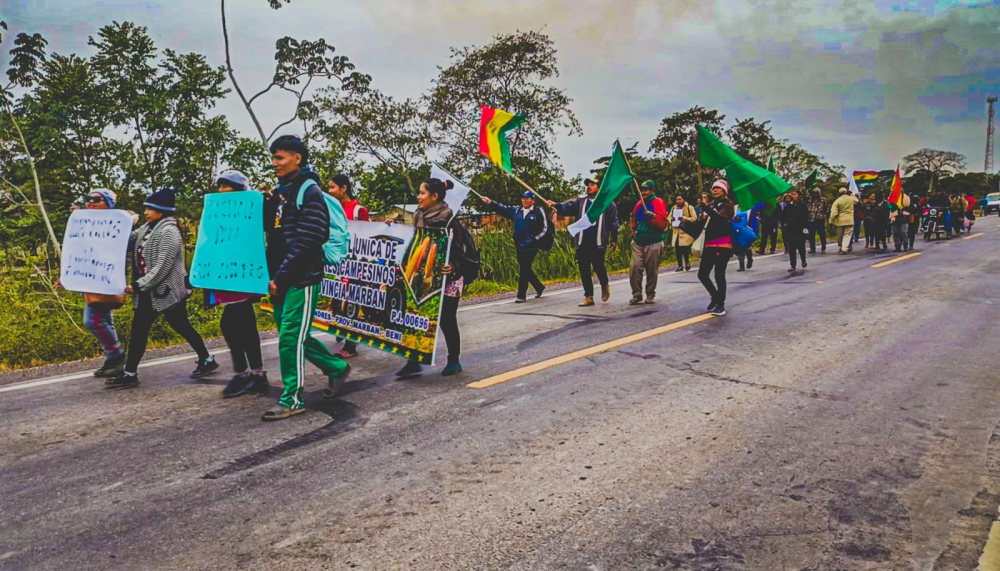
[
  {"left": 767, "top": 156, "right": 776, "bottom": 173},
  {"left": 803, "top": 168, "right": 818, "bottom": 191},
  {"left": 697, "top": 125, "right": 791, "bottom": 211},
  {"left": 569, "top": 140, "right": 633, "bottom": 237}
]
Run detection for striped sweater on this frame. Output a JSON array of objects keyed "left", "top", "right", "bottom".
[{"left": 130, "top": 217, "right": 191, "bottom": 312}]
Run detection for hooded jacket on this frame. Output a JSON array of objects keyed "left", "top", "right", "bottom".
[{"left": 265, "top": 167, "right": 329, "bottom": 292}]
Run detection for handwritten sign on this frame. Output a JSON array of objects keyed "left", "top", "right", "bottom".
[
  {"left": 189, "top": 191, "right": 268, "bottom": 295},
  {"left": 60, "top": 209, "right": 132, "bottom": 295}
]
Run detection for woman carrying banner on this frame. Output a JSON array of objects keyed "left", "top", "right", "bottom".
[
  {"left": 671, "top": 195, "right": 697, "bottom": 272},
  {"left": 58, "top": 189, "right": 129, "bottom": 378},
  {"left": 697, "top": 180, "right": 736, "bottom": 317},
  {"left": 208, "top": 171, "right": 270, "bottom": 399},
  {"left": 106, "top": 188, "right": 218, "bottom": 389},
  {"left": 396, "top": 178, "right": 469, "bottom": 379},
  {"left": 327, "top": 174, "right": 369, "bottom": 359}
]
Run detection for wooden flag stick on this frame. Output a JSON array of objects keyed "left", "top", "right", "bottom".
[
  {"left": 618, "top": 139, "right": 649, "bottom": 213},
  {"left": 696, "top": 130, "right": 704, "bottom": 197},
  {"left": 492, "top": 164, "right": 549, "bottom": 204}
]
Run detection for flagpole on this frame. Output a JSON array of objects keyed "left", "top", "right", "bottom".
[
  {"left": 695, "top": 130, "right": 704, "bottom": 197},
  {"left": 491, "top": 164, "right": 549, "bottom": 204},
  {"left": 618, "top": 139, "right": 649, "bottom": 213}
]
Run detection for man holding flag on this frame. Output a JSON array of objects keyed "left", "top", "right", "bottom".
[
  {"left": 630, "top": 181, "right": 668, "bottom": 305},
  {"left": 547, "top": 178, "right": 619, "bottom": 307}
]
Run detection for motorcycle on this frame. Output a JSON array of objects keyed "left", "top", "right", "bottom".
[{"left": 922, "top": 207, "right": 947, "bottom": 241}]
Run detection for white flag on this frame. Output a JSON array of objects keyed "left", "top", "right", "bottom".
[{"left": 430, "top": 162, "right": 473, "bottom": 218}]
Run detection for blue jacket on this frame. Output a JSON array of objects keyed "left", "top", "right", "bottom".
[
  {"left": 552, "top": 196, "right": 619, "bottom": 249},
  {"left": 490, "top": 202, "right": 549, "bottom": 252},
  {"left": 265, "top": 167, "right": 330, "bottom": 292}
]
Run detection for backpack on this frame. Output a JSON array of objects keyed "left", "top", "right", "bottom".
[
  {"left": 450, "top": 219, "right": 481, "bottom": 285},
  {"left": 535, "top": 207, "right": 555, "bottom": 251},
  {"left": 296, "top": 180, "right": 349, "bottom": 266}
]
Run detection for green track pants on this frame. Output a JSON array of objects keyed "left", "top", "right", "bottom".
[{"left": 272, "top": 284, "right": 347, "bottom": 410}]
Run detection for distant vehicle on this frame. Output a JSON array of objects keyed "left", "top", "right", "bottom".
[
  {"left": 922, "top": 207, "right": 947, "bottom": 241},
  {"left": 984, "top": 192, "right": 1000, "bottom": 215}
]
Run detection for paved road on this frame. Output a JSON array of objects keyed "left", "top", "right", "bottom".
[{"left": 3, "top": 225, "right": 1000, "bottom": 571}]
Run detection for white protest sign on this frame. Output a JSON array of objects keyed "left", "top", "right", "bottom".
[{"left": 60, "top": 209, "right": 132, "bottom": 295}]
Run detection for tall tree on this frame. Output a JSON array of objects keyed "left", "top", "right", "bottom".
[
  {"left": 219, "top": 0, "right": 370, "bottom": 148},
  {"left": 903, "top": 148, "right": 967, "bottom": 192},
  {"left": 425, "top": 31, "right": 582, "bottom": 179},
  {"left": 313, "top": 88, "right": 429, "bottom": 194}
]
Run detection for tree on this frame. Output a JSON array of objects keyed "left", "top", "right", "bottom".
[
  {"left": 1, "top": 24, "right": 61, "bottom": 257},
  {"left": 725, "top": 117, "right": 775, "bottom": 165},
  {"left": 313, "top": 88, "right": 429, "bottom": 194},
  {"left": 648, "top": 106, "right": 726, "bottom": 195},
  {"left": 220, "top": 0, "right": 370, "bottom": 148},
  {"left": 903, "top": 148, "right": 966, "bottom": 193},
  {"left": 425, "top": 31, "right": 582, "bottom": 178},
  {"left": 87, "top": 21, "right": 232, "bottom": 211}
]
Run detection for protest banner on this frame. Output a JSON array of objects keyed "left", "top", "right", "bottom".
[
  {"left": 263, "top": 220, "right": 452, "bottom": 365},
  {"left": 59, "top": 209, "right": 132, "bottom": 295},
  {"left": 189, "top": 191, "right": 269, "bottom": 295}
]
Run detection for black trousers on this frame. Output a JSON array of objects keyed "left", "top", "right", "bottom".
[
  {"left": 576, "top": 245, "right": 608, "bottom": 298},
  {"left": 786, "top": 235, "right": 807, "bottom": 268},
  {"left": 125, "top": 295, "right": 209, "bottom": 374},
  {"left": 757, "top": 221, "right": 779, "bottom": 253},
  {"left": 807, "top": 219, "right": 827, "bottom": 251},
  {"left": 220, "top": 300, "right": 263, "bottom": 373},
  {"left": 675, "top": 245, "right": 692, "bottom": 268},
  {"left": 907, "top": 219, "right": 918, "bottom": 247},
  {"left": 516, "top": 250, "right": 544, "bottom": 299},
  {"left": 698, "top": 247, "right": 733, "bottom": 305},
  {"left": 440, "top": 294, "right": 460, "bottom": 364},
  {"left": 871, "top": 223, "right": 888, "bottom": 249}
]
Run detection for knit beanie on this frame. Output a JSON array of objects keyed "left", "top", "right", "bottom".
[
  {"left": 711, "top": 179, "right": 730, "bottom": 193},
  {"left": 216, "top": 170, "right": 250, "bottom": 191},
  {"left": 92, "top": 188, "right": 117, "bottom": 208},
  {"left": 144, "top": 187, "right": 177, "bottom": 212}
]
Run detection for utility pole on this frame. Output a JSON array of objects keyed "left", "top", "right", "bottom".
[{"left": 986, "top": 96, "right": 997, "bottom": 172}]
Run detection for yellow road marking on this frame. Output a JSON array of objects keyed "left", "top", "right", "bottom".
[
  {"left": 979, "top": 520, "right": 1000, "bottom": 570},
  {"left": 871, "top": 252, "right": 921, "bottom": 268},
  {"left": 964, "top": 233, "right": 985, "bottom": 240},
  {"left": 467, "top": 313, "right": 715, "bottom": 389}
]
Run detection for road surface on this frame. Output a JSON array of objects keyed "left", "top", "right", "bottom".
[{"left": 2, "top": 225, "right": 1000, "bottom": 570}]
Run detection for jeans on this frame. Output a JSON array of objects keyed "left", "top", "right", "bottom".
[
  {"left": 125, "top": 295, "right": 209, "bottom": 374},
  {"left": 576, "top": 244, "right": 609, "bottom": 298},
  {"left": 675, "top": 245, "right": 692, "bottom": 269},
  {"left": 944, "top": 211, "right": 952, "bottom": 234},
  {"left": 835, "top": 226, "right": 854, "bottom": 251},
  {"left": 440, "top": 294, "right": 460, "bottom": 364},
  {"left": 786, "top": 235, "right": 807, "bottom": 268},
  {"left": 630, "top": 243, "right": 662, "bottom": 299},
  {"left": 698, "top": 247, "right": 733, "bottom": 305},
  {"left": 516, "top": 250, "right": 544, "bottom": 300},
  {"left": 84, "top": 303, "right": 123, "bottom": 359},
  {"left": 891, "top": 222, "right": 909, "bottom": 250},
  {"left": 807, "top": 219, "right": 827, "bottom": 251},
  {"left": 220, "top": 300, "right": 262, "bottom": 373}
]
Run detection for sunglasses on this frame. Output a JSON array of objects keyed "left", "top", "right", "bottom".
[{"left": 85, "top": 196, "right": 105, "bottom": 204}]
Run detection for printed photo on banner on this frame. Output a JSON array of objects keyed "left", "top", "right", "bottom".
[
  {"left": 189, "top": 191, "right": 269, "bottom": 295},
  {"left": 59, "top": 209, "right": 133, "bottom": 295},
  {"left": 263, "top": 221, "right": 453, "bottom": 365}
]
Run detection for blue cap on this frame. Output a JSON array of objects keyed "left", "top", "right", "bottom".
[{"left": 522, "top": 191, "right": 535, "bottom": 198}]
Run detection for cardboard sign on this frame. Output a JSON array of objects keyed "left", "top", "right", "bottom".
[
  {"left": 59, "top": 209, "right": 132, "bottom": 295},
  {"left": 190, "top": 191, "right": 269, "bottom": 295}
]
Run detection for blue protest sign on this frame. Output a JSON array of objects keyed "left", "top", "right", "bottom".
[{"left": 189, "top": 191, "right": 269, "bottom": 294}]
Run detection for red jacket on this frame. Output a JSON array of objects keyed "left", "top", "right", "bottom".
[{"left": 342, "top": 199, "right": 369, "bottom": 221}]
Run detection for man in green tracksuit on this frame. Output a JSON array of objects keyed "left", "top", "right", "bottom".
[{"left": 262, "top": 135, "right": 349, "bottom": 421}]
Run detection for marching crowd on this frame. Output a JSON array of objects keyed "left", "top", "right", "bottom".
[{"left": 64, "top": 134, "right": 980, "bottom": 421}]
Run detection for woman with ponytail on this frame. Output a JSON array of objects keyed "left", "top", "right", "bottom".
[{"left": 396, "top": 178, "right": 468, "bottom": 379}]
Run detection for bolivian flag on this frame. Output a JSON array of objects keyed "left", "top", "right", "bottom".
[
  {"left": 479, "top": 105, "right": 526, "bottom": 172},
  {"left": 853, "top": 170, "right": 879, "bottom": 186},
  {"left": 888, "top": 166, "right": 904, "bottom": 209}
]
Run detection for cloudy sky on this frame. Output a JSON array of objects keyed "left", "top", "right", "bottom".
[{"left": 5, "top": 0, "right": 1000, "bottom": 178}]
